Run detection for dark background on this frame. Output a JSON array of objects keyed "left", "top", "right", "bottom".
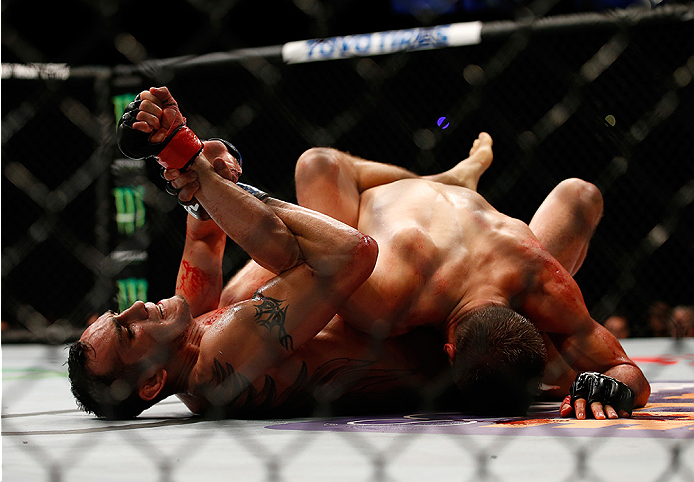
[
  {"left": 2, "top": 0, "right": 640, "bottom": 66},
  {"left": 2, "top": 0, "right": 693, "bottom": 341}
]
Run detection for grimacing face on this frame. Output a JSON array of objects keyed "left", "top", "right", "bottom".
[{"left": 79, "top": 296, "right": 192, "bottom": 379}]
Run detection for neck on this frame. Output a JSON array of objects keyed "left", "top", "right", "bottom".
[
  {"left": 443, "top": 296, "right": 509, "bottom": 344},
  {"left": 168, "top": 320, "right": 206, "bottom": 392}
]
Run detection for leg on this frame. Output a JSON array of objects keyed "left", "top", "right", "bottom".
[
  {"left": 177, "top": 154, "right": 374, "bottom": 280},
  {"left": 221, "top": 148, "right": 423, "bottom": 304},
  {"left": 529, "top": 179, "right": 604, "bottom": 276},
  {"left": 294, "top": 133, "right": 494, "bottom": 227},
  {"left": 294, "top": 148, "right": 397, "bottom": 228},
  {"left": 425, "top": 132, "right": 494, "bottom": 191}
]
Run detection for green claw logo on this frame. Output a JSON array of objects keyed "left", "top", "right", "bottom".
[
  {"left": 113, "top": 93, "right": 137, "bottom": 123},
  {"left": 112, "top": 186, "right": 145, "bottom": 235},
  {"left": 116, "top": 278, "right": 149, "bottom": 312}
]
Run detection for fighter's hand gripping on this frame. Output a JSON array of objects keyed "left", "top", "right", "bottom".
[
  {"left": 560, "top": 372, "right": 635, "bottom": 420},
  {"left": 117, "top": 86, "right": 203, "bottom": 171},
  {"left": 163, "top": 157, "right": 269, "bottom": 208}
]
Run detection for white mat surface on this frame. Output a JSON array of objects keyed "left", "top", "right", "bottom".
[{"left": 3, "top": 338, "right": 693, "bottom": 482}]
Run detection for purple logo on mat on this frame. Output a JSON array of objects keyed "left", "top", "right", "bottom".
[{"left": 266, "top": 382, "right": 694, "bottom": 439}]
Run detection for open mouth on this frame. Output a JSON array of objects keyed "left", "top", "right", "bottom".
[{"left": 157, "top": 303, "right": 165, "bottom": 318}]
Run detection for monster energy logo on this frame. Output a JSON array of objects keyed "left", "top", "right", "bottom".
[
  {"left": 117, "top": 278, "right": 148, "bottom": 312},
  {"left": 113, "top": 93, "right": 137, "bottom": 123},
  {"left": 113, "top": 186, "right": 145, "bottom": 235}
]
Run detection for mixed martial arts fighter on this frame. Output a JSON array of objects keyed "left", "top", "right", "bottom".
[
  {"left": 216, "top": 138, "right": 650, "bottom": 419},
  {"left": 173, "top": 111, "right": 649, "bottom": 419}
]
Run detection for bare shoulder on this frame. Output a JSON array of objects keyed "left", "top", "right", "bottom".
[
  {"left": 192, "top": 302, "right": 266, "bottom": 388},
  {"left": 514, "top": 244, "right": 593, "bottom": 334}
]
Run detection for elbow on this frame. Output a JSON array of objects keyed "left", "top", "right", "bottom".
[
  {"left": 635, "top": 376, "right": 651, "bottom": 408},
  {"left": 620, "top": 362, "right": 651, "bottom": 409},
  {"left": 351, "top": 234, "right": 379, "bottom": 287},
  {"left": 331, "top": 233, "right": 378, "bottom": 288},
  {"left": 306, "top": 230, "right": 378, "bottom": 291},
  {"left": 353, "top": 234, "right": 379, "bottom": 281}
]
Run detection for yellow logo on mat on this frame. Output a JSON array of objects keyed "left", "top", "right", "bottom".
[{"left": 488, "top": 395, "right": 694, "bottom": 432}]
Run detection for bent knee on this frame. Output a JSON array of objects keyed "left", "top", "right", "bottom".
[
  {"left": 295, "top": 147, "right": 342, "bottom": 184},
  {"left": 556, "top": 178, "right": 604, "bottom": 227}
]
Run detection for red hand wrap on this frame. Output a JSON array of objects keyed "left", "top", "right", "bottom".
[{"left": 156, "top": 126, "right": 204, "bottom": 170}]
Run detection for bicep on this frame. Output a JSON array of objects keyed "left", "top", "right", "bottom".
[
  {"left": 193, "top": 264, "right": 350, "bottom": 404},
  {"left": 219, "top": 259, "right": 275, "bottom": 308},
  {"left": 207, "top": 263, "right": 353, "bottom": 377},
  {"left": 554, "top": 323, "right": 634, "bottom": 375},
  {"left": 522, "top": 266, "right": 628, "bottom": 372},
  {"left": 248, "top": 263, "right": 351, "bottom": 357}
]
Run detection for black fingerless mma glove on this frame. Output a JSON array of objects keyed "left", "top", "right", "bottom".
[{"left": 570, "top": 372, "right": 636, "bottom": 416}]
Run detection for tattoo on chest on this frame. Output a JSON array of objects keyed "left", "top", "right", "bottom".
[{"left": 252, "top": 292, "right": 294, "bottom": 351}]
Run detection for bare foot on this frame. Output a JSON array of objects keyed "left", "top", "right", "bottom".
[{"left": 427, "top": 132, "right": 493, "bottom": 191}]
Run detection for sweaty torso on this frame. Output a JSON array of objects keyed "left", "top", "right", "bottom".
[
  {"left": 258, "top": 318, "right": 448, "bottom": 416},
  {"left": 338, "top": 179, "right": 545, "bottom": 336},
  {"left": 182, "top": 315, "right": 449, "bottom": 417}
]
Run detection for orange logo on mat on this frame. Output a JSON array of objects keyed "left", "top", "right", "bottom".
[{"left": 490, "top": 394, "right": 694, "bottom": 432}]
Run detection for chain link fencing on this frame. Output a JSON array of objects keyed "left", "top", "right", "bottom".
[
  {"left": 2, "top": 1, "right": 694, "bottom": 480},
  {"left": 2, "top": 3, "right": 692, "bottom": 340}
]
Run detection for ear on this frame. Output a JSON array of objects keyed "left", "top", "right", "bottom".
[
  {"left": 443, "top": 343, "right": 456, "bottom": 364},
  {"left": 138, "top": 368, "right": 167, "bottom": 401}
]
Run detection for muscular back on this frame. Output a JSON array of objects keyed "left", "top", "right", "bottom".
[{"left": 340, "top": 179, "right": 543, "bottom": 336}]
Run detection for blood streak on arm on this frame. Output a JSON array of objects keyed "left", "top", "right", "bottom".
[{"left": 177, "top": 260, "right": 217, "bottom": 315}]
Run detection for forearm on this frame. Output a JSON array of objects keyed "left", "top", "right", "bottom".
[
  {"left": 603, "top": 363, "right": 650, "bottom": 408},
  {"left": 265, "top": 198, "right": 377, "bottom": 276},
  {"left": 176, "top": 215, "right": 226, "bottom": 316},
  {"left": 190, "top": 155, "right": 371, "bottom": 278},
  {"left": 556, "top": 326, "right": 651, "bottom": 412},
  {"left": 562, "top": 337, "right": 650, "bottom": 408},
  {"left": 568, "top": 327, "right": 650, "bottom": 408},
  {"left": 190, "top": 160, "right": 301, "bottom": 274}
]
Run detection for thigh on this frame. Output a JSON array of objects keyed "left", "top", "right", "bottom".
[
  {"left": 295, "top": 148, "right": 362, "bottom": 228},
  {"left": 529, "top": 179, "right": 603, "bottom": 276}
]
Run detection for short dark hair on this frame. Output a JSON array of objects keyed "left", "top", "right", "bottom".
[
  {"left": 67, "top": 341, "right": 157, "bottom": 419},
  {"left": 451, "top": 305, "right": 546, "bottom": 416}
]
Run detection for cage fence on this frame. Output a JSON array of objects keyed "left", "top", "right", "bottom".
[
  {"left": 3, "top": 3, "right": 692, "bottom": 339},
  {"left": 2, "top": 2, "right": 694, "bottom": 481}
]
